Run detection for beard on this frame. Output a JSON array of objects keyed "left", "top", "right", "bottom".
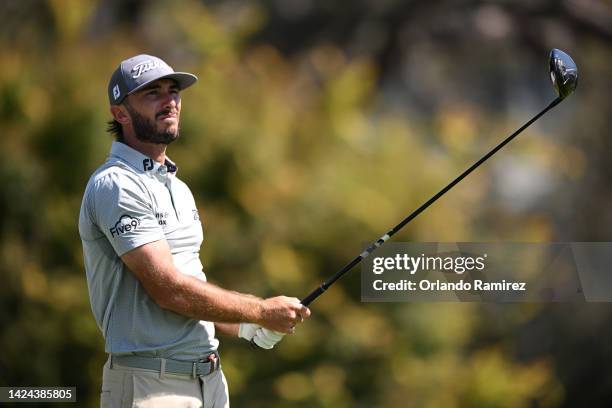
[{"left": 125, "top": 103, "right": 180, "bottom": 145}]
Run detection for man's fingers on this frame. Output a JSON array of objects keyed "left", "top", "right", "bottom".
[
  {"left": 260, "top": 295, "right": 311, "bottom": 332},
  {"left": 294, "top": 305, "right": 310, "bottom": 324}
]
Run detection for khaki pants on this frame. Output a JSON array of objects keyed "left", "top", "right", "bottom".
[{"left": 101, "top": 357, "right": 229, "bottom": 408}]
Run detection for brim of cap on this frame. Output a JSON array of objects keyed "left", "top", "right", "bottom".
[{"left": 128, "top": 72, "right": 198, "bottom": 96}]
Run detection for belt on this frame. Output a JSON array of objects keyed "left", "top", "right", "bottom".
[{"left": 110, "top": 352, "right": 220, "bottom": 378}]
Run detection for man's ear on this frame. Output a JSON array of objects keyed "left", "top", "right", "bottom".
[{"left": 110, "top": 105, "right": 131, "bottom": 125}]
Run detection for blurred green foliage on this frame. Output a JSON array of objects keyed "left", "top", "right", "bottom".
[{"left": 1, "top": 0, "right": 611, "bottom": 407}]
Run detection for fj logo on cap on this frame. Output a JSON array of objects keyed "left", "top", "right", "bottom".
[
  {"left": 132, "top": 60, "right": 166, "bottom": 79},
  {"left": 112, "top": 84, "right": 120, "bottom": 100}
]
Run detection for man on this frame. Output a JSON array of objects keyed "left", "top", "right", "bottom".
[{"left": 78, "top": 54, "right": 310, "bottom": 407}]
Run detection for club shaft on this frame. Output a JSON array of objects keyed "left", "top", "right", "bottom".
[{"left": 301, "top": 97, "right": 562, "bottom": 306}]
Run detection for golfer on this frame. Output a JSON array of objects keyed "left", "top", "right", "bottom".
[{"left": 78, "top": 54, "right": 310, "bottom": 407}]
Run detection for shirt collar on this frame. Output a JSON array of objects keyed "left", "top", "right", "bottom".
[{"left": 110, "top": 141, "right": 178, "bottom": 177}]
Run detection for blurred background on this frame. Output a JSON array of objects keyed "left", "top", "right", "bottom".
[{"left": 1, "top": 0, "right": 611, "bottom": 406}]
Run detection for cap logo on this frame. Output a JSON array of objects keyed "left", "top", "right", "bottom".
[
  {"left": 131, "top": 59, "right": 165, "bottom": 79},
  {"left": 112, "top": 84, "right": 121, "bottom": 100}
]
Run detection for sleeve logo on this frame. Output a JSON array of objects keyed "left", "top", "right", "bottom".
[{"left": 110, "top": 214, "right": 140, "bottom": 237}]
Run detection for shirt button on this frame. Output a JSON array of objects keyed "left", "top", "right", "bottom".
[{"left": 158, "top": 166, "right": 167, "bottom": 175}]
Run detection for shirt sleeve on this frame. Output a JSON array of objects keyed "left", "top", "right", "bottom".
[{"left": 91, "top": 171, "right": 165, "bottom": 256}]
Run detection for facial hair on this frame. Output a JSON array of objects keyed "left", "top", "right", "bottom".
[{"left": 125, "top": 103, "right": 179, "bottom": 145}]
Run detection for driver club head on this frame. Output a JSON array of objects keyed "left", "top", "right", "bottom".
[{"left": 549, "top": 48, "right": 578, "bottom": 99}]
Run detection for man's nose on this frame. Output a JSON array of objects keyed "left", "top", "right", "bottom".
[{"left": 162, "top": 93, "right": 178, "bottom": 110}]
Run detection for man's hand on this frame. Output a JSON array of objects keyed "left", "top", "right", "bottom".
[
  {"left": 257, "top": 296, "right": 310, "bottom": 334},
  {"left": 249, "top": 297, "right": 310, "bottom": 349},
  {"left": 240, "top": 297, "right": 310, "bottom": 349},
  {"left": 252, "top": 328, "right": 285, "bottom": 349}
]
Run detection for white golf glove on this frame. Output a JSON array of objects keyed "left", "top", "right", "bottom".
[
  {"left": 238, "top": 323, "right": 259, "bottom": 341},
  {"left": 252, "top": 327, "right": 285, "bottom": 349},
  {"left": 238, "top": 323, "right": 285, "bottom": 349}
]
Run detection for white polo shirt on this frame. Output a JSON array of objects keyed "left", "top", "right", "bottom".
[{"left": 79, "top": 141, "right": 218, "bottom": 360}]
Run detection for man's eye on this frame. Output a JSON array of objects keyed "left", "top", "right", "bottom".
[{"left": 147, "top": 91, "right": 158, "bottom": 96}]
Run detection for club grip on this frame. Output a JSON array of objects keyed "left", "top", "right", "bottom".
[{"left": 301, "top": 285, "right": 325, "bottom": 306}]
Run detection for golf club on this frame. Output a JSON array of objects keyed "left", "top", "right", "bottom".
[{"left": 300, "top": 48, "right": 578, "bottom": 306}]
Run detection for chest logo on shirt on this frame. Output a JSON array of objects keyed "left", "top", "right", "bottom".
[
  {"left": 143, "top": 158, "right": 154, "bottom": 171},
  {"left": 156, "top": 211, "right": 170, "bottom": 226},
  {"left": 110, "top": 215, "right": 140, "bottom": 237}
]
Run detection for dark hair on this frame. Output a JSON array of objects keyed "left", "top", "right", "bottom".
[{"left": 106, "top": 119, "right": 124, "bottom": 141}]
